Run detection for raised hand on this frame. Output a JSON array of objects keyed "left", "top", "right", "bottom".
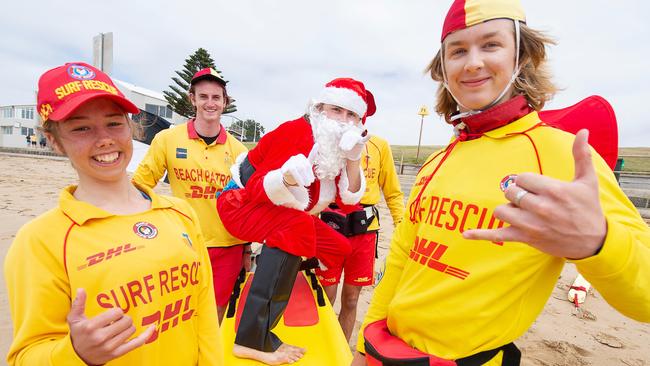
[
  {"left": 280, "top": 151, "right": 316, "bottom": 187},
  {"left": 67, "top": 288, "right": 156, "bottom": 365},
  {"left": 463, "top": 129, "right": 607, "bottom": 259},
  {"left": 339, "top": 127, "right": 369, "bottom": 161}
]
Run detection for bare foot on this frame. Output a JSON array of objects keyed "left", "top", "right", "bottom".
[{"left": 233, "top": 343, "right": 306, "bottom": 365}]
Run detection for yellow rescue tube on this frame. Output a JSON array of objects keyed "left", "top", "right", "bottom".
[{"left": 220, "top": 271, "right": 352, "bottom": 365}]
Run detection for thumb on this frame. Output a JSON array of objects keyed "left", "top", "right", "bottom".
[
  {"left": 67, "top": 288, "right": 87, "bottom": 323},
  {"left": 572, "top": 129, "right": 597, "bottom": 185}
]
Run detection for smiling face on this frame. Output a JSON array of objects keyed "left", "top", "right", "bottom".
[
  {"left": 443, "top": 18, "right": 517, "bottom": 111},
  {"left": 189, "top": 80, "right": 226, "bottom": 124},
  {"left": 46, "top": 98, "right": 132, "bottom": 185}
]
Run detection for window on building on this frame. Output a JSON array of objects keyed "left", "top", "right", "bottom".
[
  {"left": 1, "top": 126, "right": 13, "bottom": 134},
  {"left": 20, "top": 107, "right": 34, "bottom": 120},
  {"left": 1, "top": 107, "right": 13, "bottom": 118},
  {"left": 145, "top": 103, "right": 173, "bottom": 119},
  {"left": 145, "top": 103, "right": 158, "bottom": 115}
]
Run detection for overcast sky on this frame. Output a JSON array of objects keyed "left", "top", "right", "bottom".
[{"left": 1, "top": 0, "right": 648, "bottom": 146}]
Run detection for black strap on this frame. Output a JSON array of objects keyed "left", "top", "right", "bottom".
[
  {"left": 225, "top": 268, "right": 247, "bottom": 319},
  {"left": 239, "top": 155, "right": 256, "bottom": 187},
  {"left": 364, "top": 340, "right": 520, "bottom": 366},
  {"left": 363, "top": 341, "right": 430, "bottom": 366},
  {"left": 299, "top": 257, "right": 320, "bottom": 272},
  {"left": 455, "top": 342, "right": 520, "bottom": 366},
  {"left": 306, "top": 270, "right": 326, "bottom": 307}
]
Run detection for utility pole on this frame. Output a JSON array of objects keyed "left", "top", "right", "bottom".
[{"left": 416, "top": 105, "right": 430, "bottom": 163}]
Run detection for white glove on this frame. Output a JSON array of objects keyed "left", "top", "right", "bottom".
[
  {"left": 339, "top": 128, "right": 369, "bottom": 161},
  {"left": 280, "top": 153, "right": 315, "bottom": 187}
]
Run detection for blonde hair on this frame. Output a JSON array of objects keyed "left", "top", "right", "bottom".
[{"left": 426, "top": 23, "right": 558, "bottom": 123}]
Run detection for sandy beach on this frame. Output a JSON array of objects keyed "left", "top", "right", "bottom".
[{"left": 1, "top": 153, "right": 649, "bottom": 365}]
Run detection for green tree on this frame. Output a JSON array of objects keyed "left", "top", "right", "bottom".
[
  {"left": 228, "top": 119, "right": 265, "bottom": 142},
  {"left": 163, "top": 48, "right": 237, "bottom": 118}
]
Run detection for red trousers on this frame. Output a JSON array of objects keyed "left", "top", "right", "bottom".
[{"left": 217, "top": 189, "right": 352, "bottom": 271}]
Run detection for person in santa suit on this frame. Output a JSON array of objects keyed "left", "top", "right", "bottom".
[{"left": 217, "top": 77, "right": 376, "bottom": 365}]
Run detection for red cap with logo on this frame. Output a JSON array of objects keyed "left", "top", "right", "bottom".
[
  {"left": 190, "top": 68, "right": 227, "bottom": 87},
  {"left": 37, "top": 62, "right": 139, "bottom": 122}
]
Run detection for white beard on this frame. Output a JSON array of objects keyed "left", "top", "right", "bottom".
[{"left": 309, "top": 110, "right": 354, "bottom": 180}]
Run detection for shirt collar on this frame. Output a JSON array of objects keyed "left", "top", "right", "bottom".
[
  {"left": 482, "top": 110, "right": 542, "bottom": 138},
  {"left": 59, "top": 183, "right": 174, "bottom": 225},
  {"left": 453, "top": 95, "right": 533, "bottom": 138},
  {"left": 186, "top": 118, "right": 227, "bottom": 145}
]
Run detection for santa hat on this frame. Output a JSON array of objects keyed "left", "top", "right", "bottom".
[
  {"left": 441, "top": 0, "right": 526, "bottom": 42},
  {"left": 313, "top": 78, "right": 376, "bottom": 124}
]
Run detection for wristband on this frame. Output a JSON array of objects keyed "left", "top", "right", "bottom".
[{"left": 283, "top": 177, "right": 298, "bottom": 187}]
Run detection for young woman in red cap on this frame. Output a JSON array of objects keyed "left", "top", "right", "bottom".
[
  {"left": 4, "top": 62, "right": 223, "bottom": 366},
  {"left": 217, "top": 77, "right": 375, "bottom": 364},
  {"left": 353, "top": 0, "right": 650, "bottom": 365}
]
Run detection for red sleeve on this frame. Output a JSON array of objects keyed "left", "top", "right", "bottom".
[{"left": 244, "top": 117, "right": 313, "bottom": 204}]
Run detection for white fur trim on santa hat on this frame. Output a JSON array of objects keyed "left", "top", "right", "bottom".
[
  {"left": 337, "top": 164, "right": 366, "bottom": 205},
  {"left": 263, "top": 169, "right": 310, "bottom": 210},
  {"left": 314, "top": 86, "right": 367, "bottom": 117}
]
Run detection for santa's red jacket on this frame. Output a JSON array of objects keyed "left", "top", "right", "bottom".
[
  {"left": 233, "top": 116, "right": 365, "bottom": 214},
  {"left": 218, "top": 116, "right": 365, "bottom": 258}
]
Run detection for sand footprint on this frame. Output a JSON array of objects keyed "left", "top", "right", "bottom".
[{"left": 593, "top": 332, "right": 624, "bottom": 349}]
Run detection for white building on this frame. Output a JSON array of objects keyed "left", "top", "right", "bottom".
[
  {"left": 0, "top": 104, "right": 38, "bottom": 148},
  {"left": 114, "top": 79, "right": 186, "bottom": 126},
  {"left": 0, "top": 81, "right": 188, "bottom": 148}
]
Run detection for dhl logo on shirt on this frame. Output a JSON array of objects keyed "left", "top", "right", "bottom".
[
  {"left": 54, "top": 80, "right": 118, "bottom": 100},
  {"left": 408, "top": 236, "right": 469, "bottom": 280},
  {"left": 142, "top": 295, "right": 195, "bottom": 343},
  {"left": 78, "top": 243, "right": 144, "bottom": 271}
]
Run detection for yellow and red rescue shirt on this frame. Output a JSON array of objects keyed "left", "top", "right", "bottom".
[
  {"left": 4, "top": 184, "right": 222, "bottom": 366},
  {"left": 361, "top": 135, "right": 404, "bottom": 231},
  {"left": 358, "top": 111, "right": 650, "bottom": 363},
  {"left": 133, "top": 119, "right": 247, "bottom": 248}
]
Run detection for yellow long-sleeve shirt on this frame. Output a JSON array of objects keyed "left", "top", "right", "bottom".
[
  {"left": 133, "top": 120, "right": 247, "bottom": 247},
  {"left": 361, "top": 135, "right": 405, "bottom": 231},
  {"left": 4, "top": 184, "right": 223, "bottom": 366},
  {"left": 357, "top": 111, "right": 650, "bottom": 363}
]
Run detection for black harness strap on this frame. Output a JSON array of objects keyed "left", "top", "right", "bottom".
[
  {"left": 225, "top": 268, "right": 247, "bottom": 319},
  {"left": 239, "top": 155, "right": 255, "bottom": 187},
  {"left": 455, "top": 343, "right": 520, "bottom": 366}
]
